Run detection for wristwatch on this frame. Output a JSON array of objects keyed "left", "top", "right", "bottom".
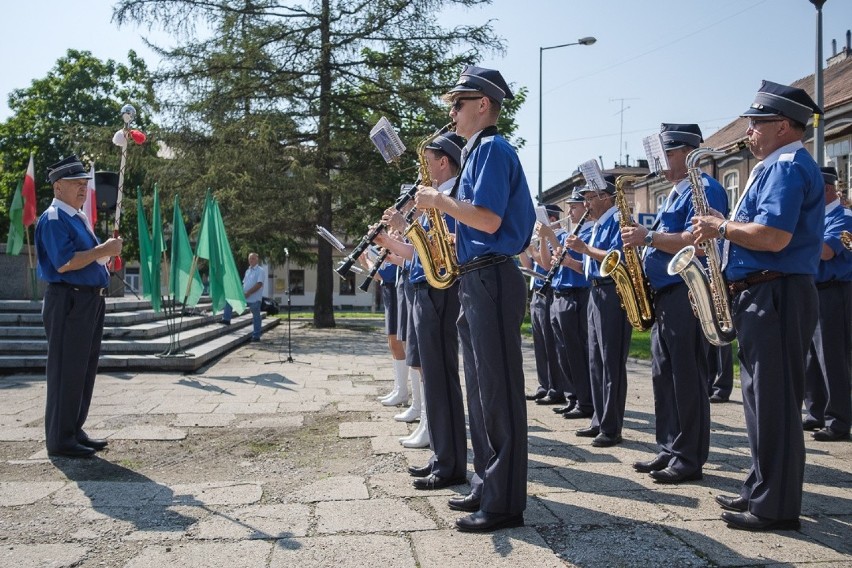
[
  {"left": 718, "top": 221, "right": 729, "bottom": 239},
  {"left": 643, "top": 230, "right": 655, "bottom": 246}
]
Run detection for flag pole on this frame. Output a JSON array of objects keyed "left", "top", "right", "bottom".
[
  {"left": 24, "top": 226, "right": 37, "bottom": 300},
  {"left": 181, "top": 192, "right": 210, "bottom": 307}
]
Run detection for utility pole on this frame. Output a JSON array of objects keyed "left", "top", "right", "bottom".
[{"left": 610, "top": 97, "right": 638, "bottom": 166}]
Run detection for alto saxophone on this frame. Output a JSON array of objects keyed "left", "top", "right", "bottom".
[
  {"left": 667, "top": 145, "right": 744, "bottom": 346},
  {"left": 404, "top": 123, "right": 460, "bottom": 290},
  {"left": 600, "top": 175, "right": 655, "bottom": 331},
  {"left": 841, "top": 230, "right": 852, "bottom": 252}
]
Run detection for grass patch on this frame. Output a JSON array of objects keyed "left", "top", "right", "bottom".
[{"left": 246, "top": 441, "right": 279, "bottom": 456}]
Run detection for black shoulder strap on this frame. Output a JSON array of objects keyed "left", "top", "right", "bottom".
[{"left": 450, "top": 126, "right": 500, "bottom": 199}]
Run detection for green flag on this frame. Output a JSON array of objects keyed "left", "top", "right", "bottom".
[
  {"left": 5, "top": 180, "right": 24, "bottom": 255},
  {"left": 136, "top": 188, "right": 154, "bottom": 303},
  {"left": 170, "top": 194, "right": 203, "bottom": 307},
  {"left": 150, "top": 184, "right": 164, "bottom": 312},
  {"left": 213, "top": 199, "right": 247, "bottom": 314},
  {"left": 196, "top": 192, "right": 225, "bottom": 313}
]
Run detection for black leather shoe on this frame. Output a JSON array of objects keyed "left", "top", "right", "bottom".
[
  {"left": 802, "top": 418, "right": 824, "bottom": 431},
  {"left": 413, "top": 474, "right": 467, "bottom": 490},
  {"left": 812, "top": 427, "right": 851, "bottom": 442},
  {"left": 408, "top": 463, "right": 432, "bottom": 477},
  {"left": 563, "top": 407, "right": 593, "bottom": 419},
  {"left": 78, "top": 434, "right": 108, "bottom": 451},
  {"left": 525, "top": 391, "right": 546, "bottom": 401},
  {"left": 575, "top": 426, "right": 600, "bottom": 438},
  {"left": 715, "top": 494, "right": 748, "bottom": 512},
  {"left": 219, "top": 320, "right": 231, "bottom": 326},
  {"left": 592, "top": 432, "right": 622, "bottom": 447},
  {"left": 455, "top": 510, "right": 524, "bottom": 533},
  {"left": 552, "top": 402, "right": 576, "bottom": 414},
  {"left": 47, "top": 444, "right": 96, "bottom": 458},
  {"left": 709, "top": 394, "right": 729, "bottom": 403},
  {"left": 535, "top": 395, "right": 567, "bottom": 405},
  {"left": 633, "top": 455, "right": 669, "bottom": 473},
  {"left": 721, "top": 511, "right": 800, "bottom": 531},
  {"left": 649, "top": 467, "right": 702, "bottom": 484},
  {"left": 448, "top": 493, "right": 481, "bottom": 512}
]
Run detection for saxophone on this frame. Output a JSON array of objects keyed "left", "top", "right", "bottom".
[
  {"left": 841, "top": 230, "right": 852, "bottom": 252},
  {"left": 599, "top": 175, "right": 655, "bottom": 331},
  {"left": 404, "top": 123, "right": 460, "bottom": 290},
  {"left": 667, "top": 145, "right": 744, "bottom": 346}
]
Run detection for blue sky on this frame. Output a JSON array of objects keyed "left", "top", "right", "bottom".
[{"left": 2, "top": 0, "right": 851, "bottom": 196}]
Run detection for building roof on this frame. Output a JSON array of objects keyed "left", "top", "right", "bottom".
[
  {"left": 705, "top": 54, "right": 852, "bottom": 151},
  {"left": 542, "top": 165, "right": 649, "bottom": 202}
]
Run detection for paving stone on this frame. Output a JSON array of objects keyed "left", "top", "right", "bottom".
[
  {"left": 124, "top": 541, "right": 273, "bottom": 568},
  {"left": 170, "top": 413, "right": 236, "bottom": 427},
  {"left": 235, "top": 415, "right": 304, "bottom": 429},
  {"left": 1, "top": 544, "right": 88, "bottom": 568},
  {"left": 110, "top": 426, "right": 187, "bottom": 440},
  {"left": 277, "top": 401, "right": 325, "bottom": 413},
  {"left": 369, "top": 472, "right": 468, "bottom": 498},
  {"left": 167, "top": 482, "right": 263, "bottom": 506},
  {"left": 369, "top": 435, "right": 408, "bottom": 454},
  {"left": 338, "top": 421, "right": 409, "bottom": 438},
  {"left": 288, "top": 475, "right": 368, "bottom": 502},
  {"left": 191, "top": 503, "right": 310, "bottom": 539},
  {"left": 213, "top": 402, "right": 279, "bottom": 414},
  {"left": 0, "top": 481, "right": 66, "bottom": 506},
  {"left": 271, "top": 535, "right": 415, "bottom": 568},
  {"left": 148, "top": 402, "right": 220, "bottom": 415},
  {"left": 315, "top": 498, "right": 435, "bottom": 534},
  {"left": 0, "top": 427, "right": 44, "bottom": 441},
  {"left": 411, "top": 528, "right": 564, "bottom": 568},
  {"left": 52, "top": 481, "right": 172, "bottom": 507},
  {"left": 537, "top": 489, "right": 671, "bottom": 525}
]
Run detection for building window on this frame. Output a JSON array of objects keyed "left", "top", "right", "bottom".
[
  {"left": 288, "top": 269, "right": 305, "bottom": 296},
  {"left": 125, "top": 267, "right": 140, "bottom": 296},
  {"left": 655, "top": 192, "right": 666, "bottom": 212},
  {"left": 723, "top": 171, "right": 739, "bottom": 210},
  {"left": 339, "top": 273, "right": 357, "bottom": 296}
]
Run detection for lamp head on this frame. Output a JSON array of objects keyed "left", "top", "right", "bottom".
[{"left": 578, "top": 36, "right": 597, "bottom": 46}]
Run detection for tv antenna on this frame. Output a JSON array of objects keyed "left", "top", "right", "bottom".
[{"left": 610, "top": 97, "right": 639, "bottom": 166}]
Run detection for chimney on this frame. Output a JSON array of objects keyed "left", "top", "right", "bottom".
[{"left": 826, "top": 30, "right": 852, "bottom": 67}]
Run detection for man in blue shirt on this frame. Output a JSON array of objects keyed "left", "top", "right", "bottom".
[
  {"left": 415, "top": 65, "right": 535, "bottom": 533},
  {"left": 693, "top": 80, "right": 824, "bottom": 531},
  {"left": 36, "top": 155, "right": 123, "bottom": 458},
  {"left": 221, "top": 252, "right": 264, "bottom": 341},
  {"left": 622, "top": 123, "right": 728, "bottom": 484},
  {"left": 803, "top": 166, "right": 852, "bottom": 442}
]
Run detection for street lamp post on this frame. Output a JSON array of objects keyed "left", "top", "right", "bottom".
[
  {"left": 810, "top": 0, "right": 827, "bottom": 165},
  {"left": 538, "top": 36, "right": 596, "bottom": 204}
]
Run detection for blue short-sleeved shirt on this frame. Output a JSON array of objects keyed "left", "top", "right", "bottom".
[
  {"left": 643, "top": 173, "right": 729, "bottom": 290},
  {"left": 409, "top": 177, "right": 458, "bottom": 284},
  {"left": 817, "top": 200, "right": 852, "bottom": 283},
  {"left": 725, "top": 142, "right": 824, "bottom": 281},
  {"left": 377, "top": 262, "right": 397, "bottom": 284},
  {"left": 584, "top": 205, "right": 622, "bottom": 280},
  {"left": 554, "top": 223, "right": 591, "bottom": 289},
  {"left": 530, "top": 262, "right": 547, "bottom": 289},
  {"left": 35, "top": 198, "right": 109, "bottom": 287},
  {"left": 456, "top": 131, "right": 535, "bottom": 264}
]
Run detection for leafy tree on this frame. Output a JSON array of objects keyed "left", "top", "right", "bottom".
[
  {"left": 0, "top": 49, "right": 159, "bottom": 261},
  {"left": 114, "top": 0, "right": 520, "bottom": 327}
]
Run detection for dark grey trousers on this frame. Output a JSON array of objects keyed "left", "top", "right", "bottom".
[
  {"left": 530, "top": 290, "right": 559, "bottom": 396},
  {"left": 587, "top": 283, "right": 631, "bottom": 436},
  {"left": 707, "top": 343, "right": 734, "bottom": 399},
  {"left": 804, "top": 282, "right": 852, "bottom": 435},
  {"left": 42, "top": 285, "right": 106, "bottom": 452},
  {"left": 457, "top": 261, "right": 528, "bottom": 515},
  {"left": 650, "top": 284, "right": 710, "bottom": 474},
  {"left": 551, "top": 288, "right": 592, "bottom": 412},
  {"left": 414, "top": 282, "right": 466, "bottom": 479},
  {"left": 735, "top": 276, "right": 816, "bottom": 521}
]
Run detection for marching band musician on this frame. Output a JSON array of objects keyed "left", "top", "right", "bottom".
[
  {"left": 376, "top": 132, "right": 470, "bottom": 488},
  {"left": 621, "top": 123, "right": 728, "bottom": 484},
  {"left": 539, "top": 192, "right": 594, "bottom": 420},
  {"left": 521, "top": 205, "right": 566, "bottom": 405},
  {"left": 414, "top": 66, "right": 535, "bottom": 533},
  {"left": 563, "top": 175, "right": 631, "bottom": 448},
  {"left": 803, "top": 166, "right": 852, "bottom": 442},
  {"left": 692, "top": 80, "right": 824, "bottom": 531}
]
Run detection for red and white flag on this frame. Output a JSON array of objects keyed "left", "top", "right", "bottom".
[
  {"left": 22, "top": 154, "right": 37, "bottom": 227},
  {"left": 83, "top": 164, "right": 97, "bottom": 232}
]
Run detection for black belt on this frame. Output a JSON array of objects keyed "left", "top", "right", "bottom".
[
  {"left": 49, "top": 282, "right": 108, "bottom": 297},
  {"left": 727, "top": 270, "right": 786, "bottom": 296},
  {"left": 590, "top": 277, "right": 614, "bottom": 287},
  {"left": 458, "top": 254, "right": 509, "bottom": 275},
  {"left": 652, "top": 282, "right": 685, "bottom": 296},
  {"left": 816, "top": 279, "right": 850, "bottom": 290},
  {"left": 553, "top": 288, "right": 584, "bottom": 298}
]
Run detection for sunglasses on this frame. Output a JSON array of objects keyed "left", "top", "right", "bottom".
[
  {"left": 451, "top": 96, "right": 484, "bottom": 112},
  {"left": 747, "top": 118, "right": 783, "bottom": 130}
]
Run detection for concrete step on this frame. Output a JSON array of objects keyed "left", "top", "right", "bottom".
[{"left": 0, "top": 312, "right": 224, "bottom": 340}]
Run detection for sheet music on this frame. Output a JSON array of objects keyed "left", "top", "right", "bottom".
[
  {"left": 642, "top": 133, "right": 669, "bottom": 174},
  {"left": 579, "top": 159, "right": 607, "bottom": 191},
  {"left": 316, "top": 225, "right": 346, "bottom": 252},
  {"left": 534, "top": 206, "right": 550, "bottom": 225},
  {"left": 369, "top": 117, "right": 406, "bottom": 163}
]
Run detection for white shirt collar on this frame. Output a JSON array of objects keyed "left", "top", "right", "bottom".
[
  {"left": 594, "top": 204, "right": 617, "bottom": 227},
  {"left": 438, "top": 176, "right": 457, "bottom": 195},
  {"left": 462, "top": 130, "right": 484, "bottom": 156},
  {"left": 674, "top": 178, "right": 691, "bottom": 195},
  {"left": 826, "top": 199, "right": 841, "bottom": 215},
  {"left": 760, "top": 140, "right": 804, "bottom": 169},
  {"left": 50, "top": 197, "right": 82, "bottom": 218}
]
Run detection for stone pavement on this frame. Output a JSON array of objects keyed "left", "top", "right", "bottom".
[{"left": 0, "top": 320, "right": 850, "bottom": 567}]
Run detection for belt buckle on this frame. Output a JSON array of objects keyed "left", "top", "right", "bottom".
[{"left": 98, "top": 288, "right": 107, "bottom": 297}]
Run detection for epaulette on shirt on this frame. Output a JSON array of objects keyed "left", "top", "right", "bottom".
[
  {"left": 778, "top": 152, "right": 796, "bottom": 162},
  {"left": 46, "top": 205, "right": 59, "bottom": 221}
]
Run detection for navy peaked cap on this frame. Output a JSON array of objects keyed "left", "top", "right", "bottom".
[
  {"left": 660, "top": 123, "right": 703, "bottom": 150},
  {"left": 425, "top": 132, "right": 466, "bottom": 167},
  {"left": 741, "top": 80, "right": 822, "bottom": 125},
  {"left": 46, "top": 155, "right": 92, "bottom": 184},
  {"left": 566, "top": 190, "right": 585, "bottom": 203},
  {"left": 544, "top": 203, "right": 563, "bottom": 216},
  {"left": 447, "top": 65, "right": 514, "bottom": 103},
  {"left": 820, "top": 166, "right": 838, "bottom": 186},
  {"left": 580, "top": 174, "right": 616, "bottom": 195}
]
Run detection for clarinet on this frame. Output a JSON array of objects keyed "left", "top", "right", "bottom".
[
  {"left": 335, "top": 182, "right": 418, "bottom": 278},
  {"left": 359, "top": 205, "right": 420, "bottom": 292},
  {"left": 537, "top": 210, "right": 590, "bottom": 297}
]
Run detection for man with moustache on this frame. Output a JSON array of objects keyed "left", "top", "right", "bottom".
[
  {"left": 415, "top": 66, "right": 535, "bottom": 533},
  {"left": 36, "top": 155, "right": 123, "bottom": 458},
  {"left": 622, "top": 123, "right": 728, "bottom": 484},
  {"left": 692, "top": 81, "right": 824, "bottom": 531}
]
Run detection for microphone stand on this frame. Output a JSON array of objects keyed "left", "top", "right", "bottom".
[{"left": 267, "top": 248, "right": 309, "bottom": 365}]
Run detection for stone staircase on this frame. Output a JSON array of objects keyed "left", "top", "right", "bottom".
[{"left": 0, "top": 298, "right": 279, "bottom": 373}]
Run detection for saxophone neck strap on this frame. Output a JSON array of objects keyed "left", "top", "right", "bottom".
[{"left": 450, "top": 125, "right": 500, "bottom": 199}]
